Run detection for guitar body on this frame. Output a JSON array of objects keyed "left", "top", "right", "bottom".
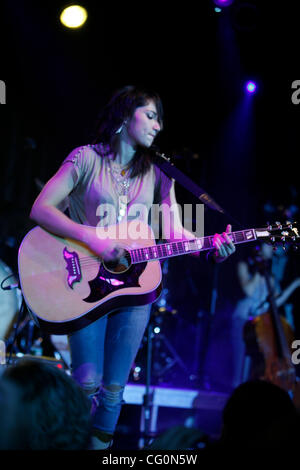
[{"left": 18, "top": 222, "right": 162, "bottom": 334}]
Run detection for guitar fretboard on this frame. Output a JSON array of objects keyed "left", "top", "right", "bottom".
[{"left": 130, "top": 229, "right": 257, "bottom": 263}]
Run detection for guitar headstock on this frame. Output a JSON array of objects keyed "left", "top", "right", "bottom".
[{"left": 255, "top": 221, "right": 299, "bottom": 249}]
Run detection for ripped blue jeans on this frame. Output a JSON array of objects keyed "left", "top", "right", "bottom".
[{"left": 68, "top": 304, "right": 151, "bottom": 435}]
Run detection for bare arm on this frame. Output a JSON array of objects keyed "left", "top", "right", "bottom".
[
  {"left": 30, "top": 163, "right": 120, "bottom": 259},
  {"left": 237, "top": 261, "right": 263, "bottom": 297},
  {"left": 237, "top": 259, "right": 300, "bottom": 312},
  {"left": 275, "top": 278, "right": 300, "bottom": 307},
  {"left": 30, "top": 163, "right": 85, "bottom": 241}
]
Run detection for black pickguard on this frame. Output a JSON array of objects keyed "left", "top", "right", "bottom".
[{"left": 83, "top": 262, "right": 147, "bottom": 303}]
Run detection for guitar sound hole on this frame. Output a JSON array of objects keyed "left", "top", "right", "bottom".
[{"left": 103, "top": 250, "right": 131, "bottom": 274}]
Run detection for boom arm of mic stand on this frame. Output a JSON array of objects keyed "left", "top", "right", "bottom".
[{"left": 154, "top": 150, "right": 242, "bottom": 228}]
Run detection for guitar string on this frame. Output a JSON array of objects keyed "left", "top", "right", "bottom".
[
  {"left": 75, "top": 241, "right": 211, "bottom": 265},
  {"left": 75, "top": 245, "right": 205, "bottom": 267},
  {"left": 70, "top": 230, "right": 249, "bottom": 265},
  {"left": 62, "top": 227, "right": 295, "bottom": 269},
  {"left": 74, "top": 229, "right": 261, "bottom": 262},
  {"left": 72, "top": 231, "right": 250, "bottom": 266},
  {"left": 76, "top": 242, "right": 212, "bottom": 267},
  {"left": 73, "top": 235, "right": 218, "bottom": 262},
  {"left": 72, "top": 228, "right": 291, "bottom": 267}
]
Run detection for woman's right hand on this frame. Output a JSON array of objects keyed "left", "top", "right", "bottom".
[{"left": 82, "top": 226, "right": 124, "bottom": 261}]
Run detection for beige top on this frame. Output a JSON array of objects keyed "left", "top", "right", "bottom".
[{"left": 62, "top": 144, "right": 172, "bottom": 229}]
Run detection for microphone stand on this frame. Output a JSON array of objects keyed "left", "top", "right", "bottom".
[
  {"left": 198, "top": 262, "right": 220, "bottom": 389},
  {"left": 140, "top": 306, "right": 155, "bottom": 448}
]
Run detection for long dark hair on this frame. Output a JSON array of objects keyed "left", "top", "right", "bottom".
[{"left": 92, "top": 85, "right": 164, "bottom": 177}]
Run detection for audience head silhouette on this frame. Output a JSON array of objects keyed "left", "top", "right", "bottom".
[
  {"left": 0, "top": 358, "right": 92, "bottom": 449},
  {"left": 220, "top": 379, "right": 300, "bottom": 448}
]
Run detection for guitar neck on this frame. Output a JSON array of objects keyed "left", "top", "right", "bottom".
[{"left": 130, "top": 228, "right": 262, "bottom": 263}]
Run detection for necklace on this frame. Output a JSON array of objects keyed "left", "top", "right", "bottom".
[{"left": 108, "top": 157, "right": 131, "bottom": 222}]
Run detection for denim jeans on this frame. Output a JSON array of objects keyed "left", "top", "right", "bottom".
[{"left": 68, "top": 304, "right": 152, "bottom": 435}]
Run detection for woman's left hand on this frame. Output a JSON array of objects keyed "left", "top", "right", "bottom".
[{"left": 212, "top": 224, "right": 236, "bottom": 263}]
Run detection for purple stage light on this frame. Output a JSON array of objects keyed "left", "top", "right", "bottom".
[
  {"left": 213, "top": 0, "right": 235, "bottom": 7},
  {"left": 246, "top": 81, "right": 257, "bottom": 93}
]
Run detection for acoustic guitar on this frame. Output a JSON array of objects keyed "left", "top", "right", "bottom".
[{"left": 18, "top": 220, "right": 299, "bottom": 334}]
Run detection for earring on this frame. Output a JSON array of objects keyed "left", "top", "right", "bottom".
[
  {"left": 115, "top": 120, "right": 127, "bottom": 135},
  {"left": 115, "top": 124, "right": 123, "bottom": 134}
]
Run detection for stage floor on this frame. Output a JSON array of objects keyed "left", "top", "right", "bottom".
[
  {"left": 124, "top": 382, "right": 229, "bottom": 410},
  {"left": 113, "top": 383, "right": 229, "bottom": 449}
]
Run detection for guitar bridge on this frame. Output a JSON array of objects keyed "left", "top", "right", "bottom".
[{"left": 63, "top": 247, "right": 82, "bottom": 289}]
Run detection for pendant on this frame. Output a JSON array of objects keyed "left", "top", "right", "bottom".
[{"left": 118, "top": 195, "right": 127, "bottom": 222}]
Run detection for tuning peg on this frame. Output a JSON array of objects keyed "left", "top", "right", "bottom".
[
  {"left": 285, "top": 221, "right": 294, "bottom": 230},
  {"left": 280, "top": 235, "right": 287, "bottom": 250},
  {"left": 275, "top": 221, "right": 282, "bottom": 229}
]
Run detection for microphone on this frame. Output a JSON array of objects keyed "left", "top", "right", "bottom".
[{"left": 154, "top": 150, "right": 225, "bottom": 213}]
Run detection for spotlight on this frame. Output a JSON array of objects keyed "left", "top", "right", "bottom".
[
  {"left": 246, "top": 81, "right": 257, "bottom": 93},
  {"left": 213, "top": 0, "right": 235, "bottom": 7},
  {"left": 60, "top": 5, "right": 88, "bottom": 29}
]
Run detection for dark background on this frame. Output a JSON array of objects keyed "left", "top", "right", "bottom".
[{"left": 1, "top": 0, "right": 300, "bottom": 391}]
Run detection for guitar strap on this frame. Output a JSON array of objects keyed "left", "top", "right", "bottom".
[{"left": 154, "top": 151, "right": 242, "bottom": 228}]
